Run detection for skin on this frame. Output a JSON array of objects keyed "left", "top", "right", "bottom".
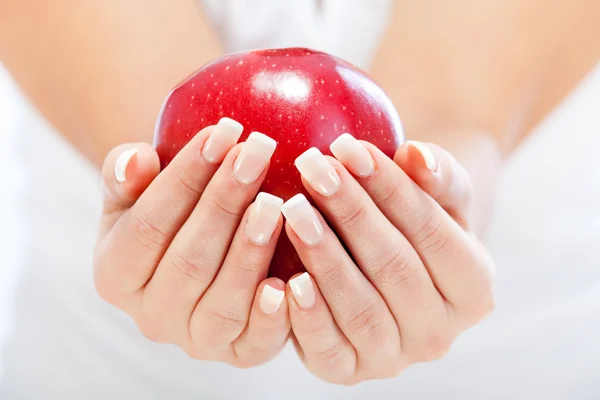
[{"left": 1, "top": 0, "right": 599, "bottom": 386}]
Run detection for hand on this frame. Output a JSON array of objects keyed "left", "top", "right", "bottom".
[
  {"left": 282, "top": 134, "right": 495, "bottom": 385},
  {"left": 94, "top": 118, "right": 290, "bottom": 367}
]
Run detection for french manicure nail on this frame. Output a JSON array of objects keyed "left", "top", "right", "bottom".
[
  {"left": 330, "top": 133, "right": 375, "bottom": 178},
  {"left": 289, "top": 273, "right": 316, "bottom": 309},
  {"left": 233, "top": 132, "right": 277, "bottom": 184},
  {"left": 114, "top": 148, "right": 138, "bottom": 183},
  {"left": 406, "top": 140, "right": 438, "bottom": 172},
  {"left": 245, "top": 192, "right": 283, "bottom": 245},
  {"left": 260, "top": 285, "right": 285, "bottom": 314},
  {"left": 295, "top": 148, "right": 340, "bottom": 196},
  {"left": 202, "top": 117, "right": 244, "bottom": 164},
  {"left": 281, "top": 194, "right": 324, "bottom": 246}
]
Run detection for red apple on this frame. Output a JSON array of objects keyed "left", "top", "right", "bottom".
[{"left": 154, "top": 48, "right": 404, "bottom": 281}]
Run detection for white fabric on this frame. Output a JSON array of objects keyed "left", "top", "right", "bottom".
[{"left": 0, "top": 0, "right": 599, "bottom": 398}]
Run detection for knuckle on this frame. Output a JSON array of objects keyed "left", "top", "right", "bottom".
[
  {"left": 464, "top": 289, "right": 496, "bottom": 325},
  {"left": 232, "top": 260, "right": 262, "bottom": 276},
  {"left": 205, "top": 307, "right": 247, "bottom": 341},
  {"left": 371, "top": 248, "right": 417, "bottom": 290},
  {"left": 335, "top": 201, "right": 368, "bottom": 231},
  {"left": 346, "top": 302, "right": 383, "bottom": 340},
  {"left": 414, "top": 216, "right": 450, "bottom": 255},
  {"left": 316, "top": 259, "right": 347, "bottom": 286},
  {"left": 176, "top": 169, "right": 203, "bottom": 197},
  {"left": 457, "top": 261, "right": 497, "bottom": 325},
  {"left": 209, "top": 193, "right": 243, "bottom": 221},
  {"left": 233, "top": 339, "right": 272, "bottom": 368},
  {"left": 231, "top": 357, "right": 261, "bottom": 369},
  {"left": 136, "top": 319, "right": 168, "bottom": 344},
  {"left": 380, "top": 181, "right": 404, "bottom": 210},
  {"left": 93, "top": 274, "right": 117, "bottom": 305},
  {"left": 184, "top": 345, "right": 210, "bottom": 361},
  {"left": 314, "top": 341, "right": 355, "bottom": 382},
  {"left": 415, "top": 332, "right": 452, "bottom": 362},
  {"left": 132, "top": 213, "right": 170, "bottom": 251},
  {"left": 169, "top": 247, "right": 215, "bottom": 284},
  {"left": 92, "top": 249, "right": 123, "bottom": 306}
]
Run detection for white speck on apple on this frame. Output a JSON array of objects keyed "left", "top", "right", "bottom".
[
  {"left": 237, "top": 61, "right": 244, "bottom": 66},
  {"left": 225, "top": 66, "right": 230, "bottom": 71}
]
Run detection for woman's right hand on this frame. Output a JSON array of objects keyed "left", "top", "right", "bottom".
[{"left": 93, "top": 118, "right": 291, "bottom": 368}]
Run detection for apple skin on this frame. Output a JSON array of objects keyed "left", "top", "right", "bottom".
[{"left": 154, "top": 48, "right": 404, "bottom": 282}]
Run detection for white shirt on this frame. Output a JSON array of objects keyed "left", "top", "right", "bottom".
[{"left": 0, "top": 1, "right": 598, "bottom": 398}]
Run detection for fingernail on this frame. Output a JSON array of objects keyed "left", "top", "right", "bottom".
[
  {"left": 233, "top": 132, "right": 277, "bottom": 184},
  {"left": 406, "top": 140, "right": 438, "bottom": 172},
  {"left": 289, "top": 273, "right": 316, "bottom": 309},
  {"left": 281, "top": 194, "right": 324, "bottom": 246},
  {"left": 202, "top": 117, "right": 244, "bottom": 164},
  {"left": 114, "top": 148, "right": 138, "bottom": 183},
  {"left": 260, "top": 285, "right": 285, "bottom": 314},
  {"left": 246, "top": 192, "right": 283, "bottom": 245},
  {"left": 330, "top": 133, "right": 375, "bottom": 178},
  {"left": 295, "top": 148, "right": 340, "bottom": 196}
]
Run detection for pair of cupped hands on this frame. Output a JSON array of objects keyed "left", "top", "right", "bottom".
[{"left": 94, "top": 117, "right": 495, "bottom": 385}]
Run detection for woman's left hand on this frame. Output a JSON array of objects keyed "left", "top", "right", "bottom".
[{"left": 282, "top": 134, "right": 495, "bottom": 385}]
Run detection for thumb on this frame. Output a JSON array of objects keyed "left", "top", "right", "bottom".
[
  {"left": 100, "top": 143, "right": 160, "bottom": 238},
  {"left": 394, "top": 140, "right": 472, "bottom": 230}
]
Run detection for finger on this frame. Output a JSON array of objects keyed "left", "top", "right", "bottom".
[
  {"left": 351, "top": 139, "right": 494, "bottom": 309},
  {"left": 142, "top": 132, "right": 276, "bottom": 342},
  {"left": 394, "top": 141, "right": 472, "bottom": 229},
  {"left": 231, "top": 278, "right": 290, "bottom": 367},
  {"left": 99, "top": 143, "right": 160, "bottom": 237},
  {"left": 296, "top": 144, "right": 446, "bottom": 361},
  {"left": 287, "top": 272, "right": 357, "bottom": 384},
  {"left": 281, "top": 195, "right": 400, "bottom": 372},
  {"left": 95, "top": 118, "right": 242, "bottom": 305},
  {"left": 192, "top": 193, "right": 284, "bottom": 347}
]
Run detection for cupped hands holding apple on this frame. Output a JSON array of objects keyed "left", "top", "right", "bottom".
[{"left": 93, "top": 49, "right": 495, "bottom": 385}]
